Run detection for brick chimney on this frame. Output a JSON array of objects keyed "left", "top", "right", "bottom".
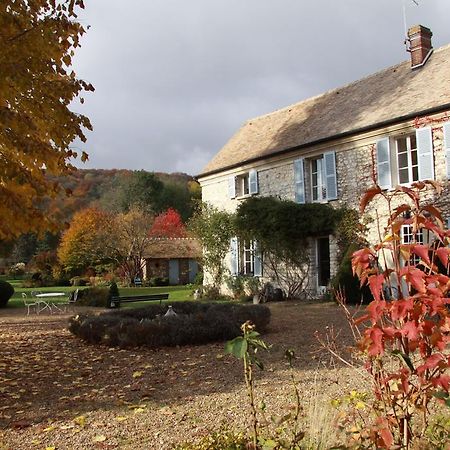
[{"left": 407, "top": 25, "right": 433, "bottom": 69}]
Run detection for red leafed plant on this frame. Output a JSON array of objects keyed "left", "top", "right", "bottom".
[
  {"left": 148, "top": 208, "right": 187, "bottom": 238},
  {"left": 347, "top": 181, "right": 450, "bottom": 449}
]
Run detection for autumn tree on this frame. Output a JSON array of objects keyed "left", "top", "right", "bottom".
[
  {"left": 58, "top": 208, "right": 114, "bottom": 275},
  {"left": 109, "top": 207, "right": 154, "bottom": 284},
  {"left": 149, "top": 208, "right": 187, "bottom": 238},
  {"left": 0, "top": 0, "right": 93, "bottom": 240}
]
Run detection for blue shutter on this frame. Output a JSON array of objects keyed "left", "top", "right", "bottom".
[
  {"left": 324, "top": 151, "right": 337, "bottom": 200},
  {"left": 294, "top": 158, "right": 305, "bottom": 203},
  {"left": 376, "top": 138, "right": 392, "bottom": 189},
  {"left": 444, "top": 123, "right": 450, "bottom": 179},
  {"left": 230, "top": 237, "right": 238, "bottom": 276},
  {"left": 228, "top": 176, "right": 236, "bottom": 199},
  {"left": 249, "top": 169, "right": 258, "bottom": 195},
  {"left": 253, "top": 240, "right": 262, "bottom": 277},
  {"left": 416, "top": 127, "right": 434, "bottom": 180}
]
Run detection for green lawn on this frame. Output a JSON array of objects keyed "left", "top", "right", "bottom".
[{"left": 2, "top": 278, "right": 193, "bottom": 309}]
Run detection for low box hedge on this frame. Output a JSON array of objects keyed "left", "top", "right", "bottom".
[{"left": 68, "top": 301, "right": 271, "bottom": 348}]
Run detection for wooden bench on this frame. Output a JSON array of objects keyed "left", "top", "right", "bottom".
[{"left": 109, "top": 293, "right": 169, "bottom": 308}]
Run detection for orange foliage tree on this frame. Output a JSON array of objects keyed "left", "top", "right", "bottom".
[
  {"left": 148, "top": 208, "right": 187, "bottom": 238},
  {"left": 0, "top": 0, "right": 93, "bottom": 240},
  {"left": 57, "top": 208, "right": 114, "bottom": 275}
]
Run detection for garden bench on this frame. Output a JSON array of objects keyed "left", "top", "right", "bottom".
[{"left": 109, "top": 293, "right": 169, "bottom": 308}]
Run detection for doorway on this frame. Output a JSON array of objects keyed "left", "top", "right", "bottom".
[{"left": 316, "top": 237, "right": 330, "bottom": 289}]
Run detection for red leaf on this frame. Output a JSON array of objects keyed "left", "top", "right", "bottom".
[
  {"left": 368, "top": 274, "right": 385, "bottom": 302},
  {"left": 367, "top": 300, "right": 387, "bottom": 322},
  {"left": 390, "top": 297, "right": 413, "bottom": 321},
  {"left": 401, "top": 267, "right": 426, "bottom": 293},
  {"left": 435, "top": 247, "right": 450, "bottom": 268},
  {"left": 431, "top": 374, "right": 450, "bottom": 390},
  {"left": 401, "top": 321, "right": 419, "bottom": 340},
  {"left": 411, "top": 244, "right": 431, "bottom": 265},
  {"left": 360, "top": 186, "right": 382, "bottom": 213},
  {"left": 368, "top": 327, "right": 384, "bottom": 356},
  {"left": 378, "top": 424, "right": 394, "bottom": 449},
  {"left": 417, "top": 354, "right": 445, "bottom": 375}
]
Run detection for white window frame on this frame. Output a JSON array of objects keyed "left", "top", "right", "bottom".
[
  {"left": 236, "top": 174, "right": 250, "bottom": 197},
  {"left": 310, "top": 157, "right": 327, "bottom": 202},
  {"left": 401, "top": 224, "right": 425, "bottom": 266},
  {"left": 396, "top": 134, "right": 419, "bottom": 186},
  {"left": 241, "top": 240, "right": 255, "bottom": 275}
]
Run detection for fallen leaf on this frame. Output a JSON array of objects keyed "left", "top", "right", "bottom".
[
  {"left": 133, "top": 371, "right": 143, "bottom": 378},
  {"left": 93, "top": 435, "right": 107, "bottom": 443}
]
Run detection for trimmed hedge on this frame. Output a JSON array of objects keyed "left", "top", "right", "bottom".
[
  {"left": 69, "top": 301, "right": 271, "bottom": 348},
  {"left": 0, "top": 280, "right": 14, "bottom": 308},
  {"left": 76, "top": 287, "right": 110, "bottom": 307}
]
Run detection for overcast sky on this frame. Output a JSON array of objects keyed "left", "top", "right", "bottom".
[{"left": 71, "top": 0, "right": 450, "bottom": 176}]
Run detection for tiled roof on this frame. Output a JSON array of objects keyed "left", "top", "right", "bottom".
[
  {"left": 199, "top": 44, "right": 450, "bottom": 177},
  {"left": 143, "top": 238, "right": 202, "bottom": 259}
]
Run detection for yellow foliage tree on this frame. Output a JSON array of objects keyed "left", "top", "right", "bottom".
[
  {"left": 57, "top": 208, "right": 113, "bottom": 275},
  {"left": 0, "top": 0, "right": 93, "bottom": 240}
]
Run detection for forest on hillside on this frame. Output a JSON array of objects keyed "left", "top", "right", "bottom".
[{"left": 1, "top": 169, "right": 200, "bottom": 265}]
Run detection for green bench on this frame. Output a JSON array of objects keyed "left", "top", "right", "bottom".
[{"left": 109, "top": 293, "right": 169, "bottom": 308}]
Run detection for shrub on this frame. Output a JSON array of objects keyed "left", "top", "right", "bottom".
[
  {"left": 109, "top": 281, "right": 119, "bottom": 299},
  {"left": 149, "top": 277, "right": 169, "bottom": 287},
  {"left": 70, "top": 276, "right": 88, "bottom": 286},
  {"left": 69, "top": 301, "right": 271, "bottom": 348},
  {"left": 331, "top": 244, "right": 371, "bottom": 304},
  {"left": 76, "top": 287, "right": 110, "bottom": 307},
  {"left": 225, "top": 275, "right": 246, "bottom": 299},
  {"left": 0, "top": 280, "right": 14, "bottom": 308}
]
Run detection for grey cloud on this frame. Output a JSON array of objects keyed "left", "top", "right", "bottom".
[{"left": 72, "top": 0, "right": 450, "bottom": 175}]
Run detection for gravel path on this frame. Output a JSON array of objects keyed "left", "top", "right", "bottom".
[{"left": 0, "top": 302, "right": 367, "bottom": 449}]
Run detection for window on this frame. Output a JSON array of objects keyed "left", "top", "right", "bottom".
[
  {"left": 401, "top": 224, "right": 424, "bottom": 265},
  {"left": 376, "top": 127, "right": 434, "bottom": 190},
  {"left": 241, "top": 240, "right": 255, "bottom": 275},
  {"left": 294, "top": 151, "right": 337, "bottom": 204},
  {"left": 311, "top": 157, "right": 327, "bottom": 202},
  {"left": 396, "top": 134, "right": 418, "bottom": 185},
  {"left": 236, "top": 174, "right": 250, "bottom": 197},
  {"left": 230, "top": 237, "right": 262, "bottom": 276},
  {"left": 228, "top": 169, "right": 258, "bottom": 199}
]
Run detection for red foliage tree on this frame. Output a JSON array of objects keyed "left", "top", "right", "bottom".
[{"left": 148, "top": 208, "right": 187, "bottom": 238}]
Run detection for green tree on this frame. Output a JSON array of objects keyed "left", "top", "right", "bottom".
[
  {"left": 120, "top": 171, "right": 163, "bottom": 213},
  {"left": 0, "top": 0, "right": 93, "bottom": 240},
  {"left": 189, "top": 203, "right": 235, "bottom": 290}
]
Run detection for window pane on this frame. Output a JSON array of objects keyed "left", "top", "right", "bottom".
[
  {"left": 243, "top": 176, "right": 249, "bottom": 195},
  {"left": 398, "top": 152, "right": 408, "bottom": 168},
  {"left": 412, "top": 166, "right": 419, "bottom": 181},
  {"left": 411, "top": 149, "right": 418, "bottom": 166},
  {"left": 397, "top": 137, "right": 407, "bottom": 153},
  {"left": 410, "top": 134, "right": 417, "bottom": 150},
  {"left": 399, "top": 168, "right": 409, "bottom": 184}
]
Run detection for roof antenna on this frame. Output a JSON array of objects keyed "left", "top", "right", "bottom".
[{"left": 403, "top": 0, "right": 419, "bottom": 50}]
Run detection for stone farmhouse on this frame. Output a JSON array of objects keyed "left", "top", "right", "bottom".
[{"left": 197, "top": 25, "right": 450, "bottom": 296}]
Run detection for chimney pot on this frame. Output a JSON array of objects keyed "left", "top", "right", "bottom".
[{"left": 407, "top": 25, "right": 433, "bottom": 69}]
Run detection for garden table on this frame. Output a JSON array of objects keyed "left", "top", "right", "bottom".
[{"left": 35, "top": 292, "right": 66, "bottom": 314}]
